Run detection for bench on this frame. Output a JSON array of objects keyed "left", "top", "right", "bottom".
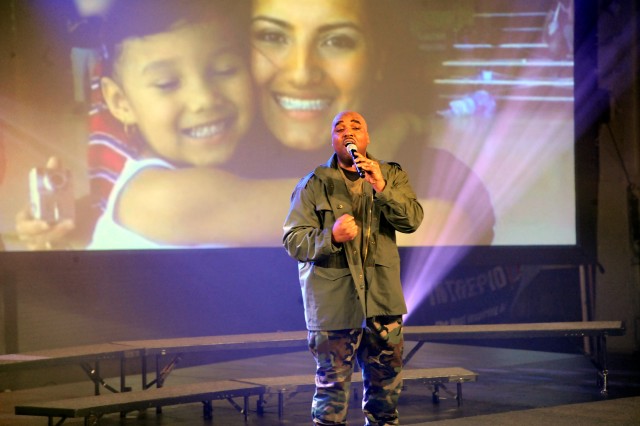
[
  {"left": 112, "top": 330, "right": 308, "bottom": 390},
  {"left": 0, "top": 332, "right": 309, "bottom": 395},
  {"left": 403, "top": 321, "right": 626, "bottom": 395},
  {"left": 14, "top": 367, "right": 477, "bottom": 424},
  {"left": 0, "top": 343, "right": 145, "bottom": 395},
  {"left": 239, "top": 367, "right": 479, "bottom": 418},
  {"left": 2, "top": 322, "right": 623, "bottom": 395},
  {"left": 14, "top": 379, "right": 266, "bottom": 426},
  {"left": 6, "top": 321, "right": 625, "bottom": 424}
]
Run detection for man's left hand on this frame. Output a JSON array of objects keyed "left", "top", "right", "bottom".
[{"left": 360, "top": 158, "right": 385, "bottom": 193}]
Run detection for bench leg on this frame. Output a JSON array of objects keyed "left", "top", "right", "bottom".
[
  {"left": 599, "top": 368, "right": 609, "bottom": 397},
  {"left": 278, "top": 391, "right": 284, "bottom": 418},
  {"left": 120, "top": 357, "right": 131, "bottom": 392},
  {"left": 94, "top": 362, "right": 100, "bottom": 396},
  {"left": 256, "top": 393, "right": 265, "bottom": 415},
  {"left": 203, "top": 400, "right": 213, "bottom": 420},
  {"left": 430, "top": 382, "right": 462, "bottom": 406},
  {"left": 225, "top": 396, "right": 248, "bottom": 420},
  {"left": 432, "top": 384, "right": 440, "bottom": 404},
  {"left": 141, "top": 352, "right": 148, "bottom": 389},
  {"left": 596, "top": 334, "right": 610, "bottom": 397},
  {"left": 80, "top": 362, "right": 118, "bottom": 395},
  {"left": 83, "top": 414, "right": 99, "bottom": 426},
  {"left": 244, "top": 395, "right": 249, "bottom": 421}
]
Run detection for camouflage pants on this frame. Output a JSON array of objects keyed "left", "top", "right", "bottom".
[{"left": 308, "top": 316, "right": 404, "bottom": 426}]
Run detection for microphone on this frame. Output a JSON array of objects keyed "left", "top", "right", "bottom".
[{"left": 345, "top": 141, "right": 365, "bottom": 178}]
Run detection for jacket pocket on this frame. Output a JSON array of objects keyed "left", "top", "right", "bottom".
[
  {"left": 314, "top": 200, "right": 333, "bottom": 229},
  {"left": 313, "top": 265, "right": 351, "bottom": 280},
  {"left": 373, "top": 244, "right": 400, "bottom": 267}
]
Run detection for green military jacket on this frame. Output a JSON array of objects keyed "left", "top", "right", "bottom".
[{"left": 283, "top": 154, "right": 424, "bottom": 330}]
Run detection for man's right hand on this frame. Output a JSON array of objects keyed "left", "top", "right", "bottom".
[{"left": 331, "top": 214, "right": 359, "bottom": 244}]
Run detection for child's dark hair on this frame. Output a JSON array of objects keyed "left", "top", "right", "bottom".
[{"left": 101, "top": 0, "right": 249, "bottom": 77}]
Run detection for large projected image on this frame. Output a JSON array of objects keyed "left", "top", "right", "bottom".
[{"left": 0, "top": 0, "right": 575, "bottom": 251}]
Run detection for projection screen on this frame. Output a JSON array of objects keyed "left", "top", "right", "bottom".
[{"left": 0, "top": 0, "right": 579, "bottom": 252}]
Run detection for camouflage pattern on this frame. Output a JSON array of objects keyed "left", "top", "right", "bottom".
[
  {"left": 360, "top": 316, "right": 403, "bottom": 426},
  {"left": 308, "top": 316, "right": 404, "bottom": 426}
]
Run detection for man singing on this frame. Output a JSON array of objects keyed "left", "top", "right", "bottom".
[{"left": 283, "top": 111, "right": 424, "bottom": 425}]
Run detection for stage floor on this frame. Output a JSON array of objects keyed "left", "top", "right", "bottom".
[{"left": 1, "top": 341, "right": 639, "bottom": 425}]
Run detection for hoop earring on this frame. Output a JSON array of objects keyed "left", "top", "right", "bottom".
[{"left": 124, "top": 122, "right": 138, "bottom": 138}]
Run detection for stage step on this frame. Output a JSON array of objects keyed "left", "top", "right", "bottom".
[
  {"left": 15, "top": 367, "right": 477, "bottom": 424},
  {"left": 15, "top": 379, "right": 265, "bottom": 425},
  {"left": 240, "top": 367, "right": 479, "bottom": 418}
]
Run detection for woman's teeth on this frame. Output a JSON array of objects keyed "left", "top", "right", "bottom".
[{"left": 277, "top": 96, "right": 329, "bottom": 111}]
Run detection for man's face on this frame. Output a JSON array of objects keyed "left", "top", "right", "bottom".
[{"left": 331, "top": 111, "right": 370, "bottom": 167}]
